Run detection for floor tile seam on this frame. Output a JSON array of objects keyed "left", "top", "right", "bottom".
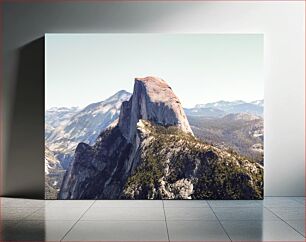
[
  {"left": 210, "top": 206, "right": 269, "bottom": 211},
  {"left": 207, "top": 201, "right": 232, "bottom": 242},
  {"left": 216, "top": 218, "right": 284, "bottom": 221},
  {"left": 45, "top": 201, "right": 95, "bottom": 205},
  {"left": 164, "top": 219, "right": 221, "bottom": 221},
  {"left": 60, "top": 199, "right": 97, "bottom": 241},
  {"left": 79, "top": 219, "right": 168, "bottom": 221},
  {"left": 1, "top": 206, "right": 45, "bottom": 209},
  {"left": 208, "top": 206, "right": 263, "bottom": 208},
  {"left": 162, "top": 200, "right": 170, "bottom": 242},
  {"left": 20, "top": 219, "right": 84, "bottom": 221},
  {"left": 264, "top": 196, "right": 306, "bottom": 198},
  {"left": 164, "top": 207, "right": 211, "bottom": 209},
  {"left": 90, "top": 207, "right": 165, "bottom": 209},
  {"left": 45, "top": 205, "right": 96, "bottom": 208},
  {"left": 265, "top": 206, "right": 305, "bottom": 238},
  {"left": 263, "top": 206, "right": 305, "bottom": 208},
  {"left": 65, "top": 217, "right": 303, "bottom": 222},
  {"left": 63, "top": 199, "right": 96, "bottom": 208}
]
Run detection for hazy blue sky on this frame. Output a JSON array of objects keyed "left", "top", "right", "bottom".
[{"left": 45, "top": 34, "right": 263, "bottom": 109}]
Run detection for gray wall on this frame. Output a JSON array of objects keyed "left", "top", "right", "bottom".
[{"left": 2, "top": 1, "right": 305, "bottom": 198}]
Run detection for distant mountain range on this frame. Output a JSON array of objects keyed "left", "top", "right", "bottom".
[
  {"left": 46, "top": 90, "right": 131, "bottom": 169},
  {"left": 188, "top": 113, "right": 263, "bottom": 164},
  {"left": 46, "top": 96, "right": 264, "bottom": 169},
  {"left": 58, "top": 77, "right": 263, "bottom": 200},
  {"left": 45, "top": 107, "right": 80, "bottom": 140},
  {"left": 185, "top": 100, "right": 263, "bottom": 117},
  {"left": 45, "top": 87, "right": 264, "bottom": 199},
  {"left": 45, "top": 91, "right": 131, "bottom": 198}
]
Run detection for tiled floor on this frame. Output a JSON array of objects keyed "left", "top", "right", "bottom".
[{"left": 0, "top": 197, "right": 305, "bottom": 241}]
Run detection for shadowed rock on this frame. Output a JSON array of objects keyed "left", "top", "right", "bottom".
[{"left": 119, "top": 76, "right": 193, "bottom": 142}]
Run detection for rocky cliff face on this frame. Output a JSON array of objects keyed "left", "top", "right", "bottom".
[
  {"left": 60, "top": 77, "right": 193, "bottom": 199},
  {"left": 59, "top": 77, "right": 263, "bottom": 199},
  {"left": 122, "top": 120, "right": 263, "bottom": 199},
  {"left": 119, "top": 77, "right": 193, "bottom": 142},
  {"left": 59, "top": 126, "right": 133, "bottom": 199}
]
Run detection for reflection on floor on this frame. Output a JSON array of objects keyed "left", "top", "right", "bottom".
[{"left": 0, "top": 197, "right": 305, "bottom": 241}]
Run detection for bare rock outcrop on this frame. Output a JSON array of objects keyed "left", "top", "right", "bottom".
[
  {"left": 119, "top": 76, "right": 193, "bottom": 142},
  {"left": 59, "top": 77, "right": 263, "bottom": 200},
  {"left": 59, "top": 77, "right": 193, "bottom": 199}
]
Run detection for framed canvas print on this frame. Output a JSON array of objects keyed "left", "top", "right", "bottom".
[{"left": 45, "top": 34, "right": 264, "bottom": 200}]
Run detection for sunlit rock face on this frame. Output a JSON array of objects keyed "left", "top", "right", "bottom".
[
  {"left": 59, "top": 76, "right": 194, "bottom": 199},
  {"left": 118, "top": 76, "right": 193, "bottom": 142},
  {"left": 59, "top": 77, "right": 263, "bottom": 200}
]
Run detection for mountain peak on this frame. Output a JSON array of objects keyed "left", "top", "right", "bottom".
[
  {"left": 115, "top": 89, "right": 131, "bottom": 96},
  {"left": 119, "top": 76, "right": 193, "bottom": 142},
  {"left": 222, "top": 112, "right": 262, "bottom": 121},
  {"left": 104, "top": 90, "right": 131, "bottom": 103},
  {"left": 135, "top": 76, "right": 168, "bottom": 86}
]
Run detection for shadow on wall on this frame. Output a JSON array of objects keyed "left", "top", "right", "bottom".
[
  {"left": 4, "top": 37, "right": 45, "bottom": 199},
  {"left": 1, "top": 216, "right": 46, "bottom": 240}
]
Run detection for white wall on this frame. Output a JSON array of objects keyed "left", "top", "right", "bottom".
[
  {"left": 3, "top": 1, "right": 304, "bottom": 197},
  {"left": 156, "top": 1, "right": 305, "bottom": 196}
]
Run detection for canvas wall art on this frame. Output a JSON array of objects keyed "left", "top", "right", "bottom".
[{"left": 45, "top": 34, "right": 264, "bottom": 200}]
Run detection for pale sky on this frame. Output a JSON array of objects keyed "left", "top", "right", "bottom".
[{"left": 45, "top": 33, "right": 263, "bottom": 109}]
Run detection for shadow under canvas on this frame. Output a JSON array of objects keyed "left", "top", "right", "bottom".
[{"left": 4, "top": 37, "right": 45, "bottom": 199}]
